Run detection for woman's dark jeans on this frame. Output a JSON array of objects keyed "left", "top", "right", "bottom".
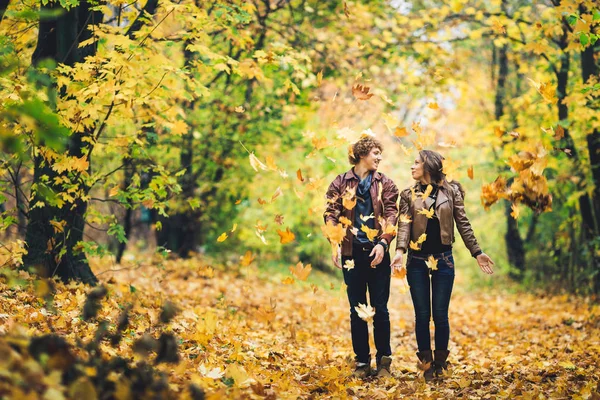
[
  {"left": 406, "top": 250, "right": 455, "bottom": 351},
  {"left": 342, "top": 243, "right": 391, "bottom": 364}
]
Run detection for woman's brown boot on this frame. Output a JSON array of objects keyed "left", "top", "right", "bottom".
[
  {"left": 416, "top": 350, "right": 434, "bottom": 382},
  {"left": 433, "top": 350, "right": 450, "bottom": 378}
]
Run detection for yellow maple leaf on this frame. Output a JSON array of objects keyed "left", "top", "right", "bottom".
[
  {"left": 240, "top": 250, "right": 255, "bottom": 267},
  {"left": 235, "top": 106, "right": 245, "bottom": 113},
  {"left": 50, "top": 220, "right": 66, "bottom": 233},
  {"left": 418, "top": 207, "right": 435, "bottom": 219},
  {"left": 394, "top": 126, "right": 409, "bottom": 138},
  {"left": 426, "top": 255, "right": 438, "bottom": 270},
  {"left": 109, "top": 186, "right": 119, "bottom": 197},
  {"left": 339, "top": 216, "right": 352, "bottom": 226},
  {"left": 428, "top": 102, "right": 439, "bottom": 109},
  {"left": 281, "top": 277, "right": 295, "bottom": 285},
  {"left": 382, "top": 113, "right": 399, "bottom": 133},
  {"left": 217, "top": 232, "right": 228, "bottom": 242},
  {"left": 421, "top": 184, "right": 433, "bottom": 199},
  {"left": 467, "top": 165, "right": 474, "bottom": 180},
  {"left": 321, "top": 220, "right": 346, "bottom": 246},
  {"left": 352, "top": 84, "right": 373, "bottom": 100},
  {"left": 354, "top": 303, "right": 375, "bottom": 322},
  {"left": 392, "top": 266, "right": 407, "bottom": 279},
  {"left": 400, "top": 214, "right": 412, "bottom": 223},
  {"left": 343, "top": 259, "right": 355, "bottom": 270},
  {"left": 409, "top": 240, "right": 421, "bottom": 251},
  {"left": 289, "top": 262, "right": 312, "bottom": 281},
  {"left": 277, "top": 227, "right": 295, "bottom": 244},
  {"left": 417, "top": 233, "right": 427, "bottom": 244},
  {"left": 360, "top": 214, "right": 375, "bottom": 222},
  {"left": 343, "top": 197, "right": 357, "bottom": 210},
  {"left": 410, "top": 186, "right": 417, "bottom": 201},
  {"left": 360, "top": 225, "right": 379, "bottom": 241}
]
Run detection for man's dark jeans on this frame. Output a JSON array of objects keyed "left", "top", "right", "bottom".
[
  {"left": 406, "top": 250, "right": 455, "bottom": 351},
  {"left": 342, "top": 243, "right": 391, "bottom": 364}
]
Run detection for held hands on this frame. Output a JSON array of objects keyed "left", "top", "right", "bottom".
[{"left": 476, "top": 253, "right": 495, "bottom": 274}]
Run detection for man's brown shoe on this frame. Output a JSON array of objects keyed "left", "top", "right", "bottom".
[
  {"left": 375, "top": 356, "right": 392, "bottom": 377},
  {"left": 351, "top": 363, "right": 371, "bottom": 379}
]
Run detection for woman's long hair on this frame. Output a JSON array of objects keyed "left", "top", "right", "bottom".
[{"left": 418, "top": 149, "right": 465, "bottom": 197}]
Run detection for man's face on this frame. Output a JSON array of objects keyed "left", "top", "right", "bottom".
[{"left": 361, "top": 147, "right": 382, "bottom": 171}]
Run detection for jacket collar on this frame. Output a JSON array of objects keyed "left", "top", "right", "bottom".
[{"left": 344, "top": 168, "right": 382, "bottom": 181}]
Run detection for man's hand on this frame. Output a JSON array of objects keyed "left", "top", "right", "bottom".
[
  {"left": 332, "top": 247, "right": 342, "bottom": 269},
  {"left": 369, "top": 244, "right": 385, "bottom": 267}
]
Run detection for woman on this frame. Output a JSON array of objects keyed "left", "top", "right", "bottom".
[{"left": 391, "top": 150, "right": 494, "bottom": 382}]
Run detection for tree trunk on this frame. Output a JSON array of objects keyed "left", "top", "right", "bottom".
[
  {"left": 580, "top": 12, "right": 600, "bottom": 293},
  {"left": 494, "top": 41, "right": 526, "bottom": 277}
]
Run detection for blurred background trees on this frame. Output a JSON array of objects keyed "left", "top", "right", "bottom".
[{"left": 0, "top": 0, "right": 598, "bottom": 294}]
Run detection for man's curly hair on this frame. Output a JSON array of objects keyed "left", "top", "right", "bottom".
[{"left": 348, "top": 136, "right": 383, "bottom": 165}]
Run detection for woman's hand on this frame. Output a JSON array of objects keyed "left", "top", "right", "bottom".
[
  {"left": 391, "top": 251, "right": 404, "bottom": 272},
  {"left": 332, "top": 247, "right": 342, "bottom": 269},
  {"left": 476, "top": 253, "right": 495, "bottom": 274}
]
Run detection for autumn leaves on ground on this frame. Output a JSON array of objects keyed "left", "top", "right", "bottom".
[{"left": 1, "top": 256, "right": 598, "bottom": 399}]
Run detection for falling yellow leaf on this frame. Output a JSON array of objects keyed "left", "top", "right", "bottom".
[
  {"left": 418, "top": 207, "right": 435, "bottom": 219},
  {"left": 274, "top": 214, "right": 284, "bottom": 225},
  {"left": 428, "top": 102, "right": 439, "bottom": 109},
  {"left": 316, "top": 70, "right": 323, "bottom": 86},
  {"left": 426, "top": 255, "right": 438, "bottom": 271},
  {"left": 360, "top": 214, "right": 375, "bottom": 222},
  {"left": 343, "top": 259, "right": 355, "bottom": 270},
  {"left": 554, "top": 125, "right": 565, "bottom": 140},
  {"left": 352, "top": 83, "right": 374, "bottom": 100},
  {"left": 281, "top": 277, "right": 295, "bottom": 285},
  {"left": 354, "top": 303, "right": 375, "bottom": 322},
  {"left": 240, "top": 250, "right": 255, "bottom": 267},
  {"left": 339, "top": 216, "right": 352, "bottom": 226},
  {"left": 255, "top": 230, "right": 268, "bottom": 245},
  {"left": 410, "top": 187, "right": 417, "bottom": 201},
  {"left": 235, "top": 199, "right": 242, "bottom": 204},
  {"left": 417, "top": 233, "right": 427, "bottom": 244},
  {"left": 382, "top": 113, "right": 399, "bottom": 133},
  {"left": 109, "top": 186, "right": 119, "bottom": 197},
  {"left": 296, "top": 169, "right": 304, "bottom": 182},
  {"left": 392, "top": 267, "right": 407, "bottom": 279},
  {"left": 289, "top": 262, "right": 312, "bottom": 281},
  {"left": 277, "top": 227, "right": 295, "bottom": 244},
  {"left": 217, "top": 232, "right": 228, "bottom": 242},
  {"left": 393, "top": 126, "right": 409, "bottom": 138},
  {"left": 266, "top": 156, "right": 278, "bottom": 171},
  {"left": 399, "top": 214, "right": 412, "bottom": 223},
  {"left": 467, "top": 165, "right": 474, "bottom": 180},
  {"left": 231, "top": 223, "right": 237, "bottom": 233},
  {"left": 321, "top": 220, "right": 346, "bottom": 246},
  {"left": 421, "top": 184, "right": 433, "bottom": 199},
  {"left": 249, "top": 153, "right": 268, "bottom": 171},
  {"left": 409, "top": 241, "right": 421, "bottom": 251},
  {"left": 360, "top": 225, "right": 379, "bottom": 241},
  {"left": 343, "top": 197, "right": 357, "bottom": 210},
  {"left": 235, "top": 106, "right": 245, "bottom": 113},
  {"left": 271, "top": 187, "right": 283, "bottom": 202}
]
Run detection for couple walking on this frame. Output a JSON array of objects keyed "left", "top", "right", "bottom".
[{"left": 324, "top": 136, "right": 495, "bottom": 381}]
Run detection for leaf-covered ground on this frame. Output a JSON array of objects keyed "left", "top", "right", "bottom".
[{"left": 1, "top": 257, "right": 599, "bottom": 399}]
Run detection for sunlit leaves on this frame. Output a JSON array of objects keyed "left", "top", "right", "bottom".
[
  {"left": 352, "top": 84, "right": 374, "bottom": 100},
  {"left": 277, "top": 227, "right": 295, "bottom": 244},
  {"left": 360, "top": 225, "right": 379, "bottom": 242}
]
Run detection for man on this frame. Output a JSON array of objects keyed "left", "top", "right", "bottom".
[{"left": 323, "top": 135, "right": 399, "bottom": 378}]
